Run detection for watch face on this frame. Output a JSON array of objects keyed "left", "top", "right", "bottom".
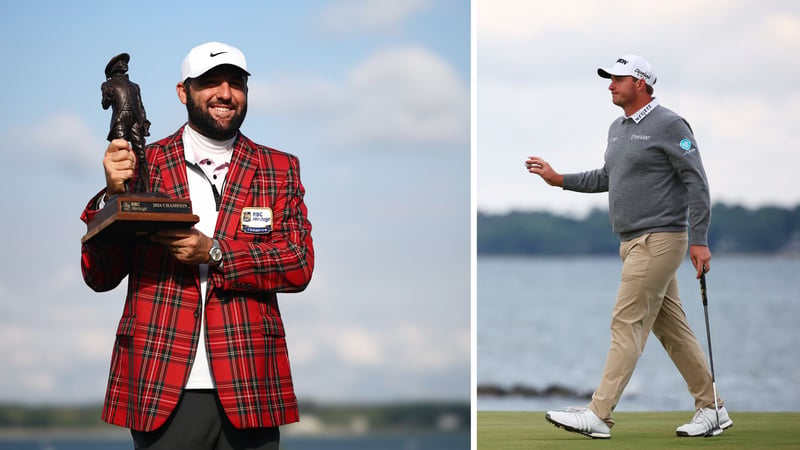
[{"left": 210, "top": 243, "right": 222, "bottom": 262}]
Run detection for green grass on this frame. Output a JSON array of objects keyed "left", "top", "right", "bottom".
[{"left": 478, "top": 411, "right": 800, "bottom": 449}]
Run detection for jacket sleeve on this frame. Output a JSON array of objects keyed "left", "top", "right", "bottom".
[
  {"left": 214, "top": 154, "right": 314, "bottom": 294},
  {"left": 80, "top": 191, "right": 133, "bottom": 292}
]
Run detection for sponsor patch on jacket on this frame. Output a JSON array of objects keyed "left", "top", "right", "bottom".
[{"left": 240, "top": 207, "right": 273, "bottom": 234}]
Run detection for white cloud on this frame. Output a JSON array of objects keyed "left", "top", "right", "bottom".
[
  {"left": 672, "top": 89, "right": 800, "bottom": 208},
  {"left": 0, "top": 321, "right": 111, "bottom": 401},
  {"left": 0, "top": 259, "right": 123, "bottom": 402},
  {"left": 292, "top": 320, "right": 469, "bottom": 372},
  {"left": 19, "top": 372, "right": 57, "bottom": 396},
  {"left": 477, "top": 0, "right": 800, "bottom": 213},
  {"left": 390, "top": 325, "right": 470, "bottom": 372},
  {"left": 250, "top": 45, "right": 469, "bottom": 149},
  {"left": 763, "top": 11, "right": 800, "bottom": 45},
  {"left": 74, "top": 328, "right": 116, "bottom": 360},
  {"left": 478, "top": 0, "right": 745, "bottom": 41},
  {"left": 249, "top": 75, "right": 343, "bottom": 116},
  {"left": 8, "top": 112, "right": 106, "bottom": 173},
  {"left": 315, "top": 0, "right": 432, "bottom": 34},
  {"left": 46, "top": 263, "right": 85, "bottom": 297},
  {"left": 337, "top": 328, "right": 385, "bottom": 366},
  {"left": 342, "top": 46, "right": 469, "bottom": 146}
]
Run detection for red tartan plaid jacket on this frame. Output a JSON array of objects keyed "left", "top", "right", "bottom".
[{"left": 81, "top": 127, "right": 314, "bottom": 432}]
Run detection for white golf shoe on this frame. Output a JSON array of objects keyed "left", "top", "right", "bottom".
[
  {"left": 676, "top": 406, "right": 734, "bottom": 437},
  {"left": 545, "top": 407, "right": 611, "bottom": 439}
]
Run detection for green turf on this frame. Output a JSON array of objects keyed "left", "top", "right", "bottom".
[{"left": 478, "top": 411, "right": 800, "bottom": 449}]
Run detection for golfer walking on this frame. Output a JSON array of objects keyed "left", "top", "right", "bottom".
[{"left": 527, "top": 54, "right": 733, "bottom": 439}]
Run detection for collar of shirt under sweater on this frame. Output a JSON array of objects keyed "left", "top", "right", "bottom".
[{"left": 624, "top": 97, "right": 660, "bottom": 124}]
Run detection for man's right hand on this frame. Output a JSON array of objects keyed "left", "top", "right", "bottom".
[
  {"left": 525, "top": 156, "right": 564, "bottom": 187},
  {"left": 103, "top": 139, "right": 136, "bottom": 196}
]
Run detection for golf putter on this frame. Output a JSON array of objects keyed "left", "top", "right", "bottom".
[{"left": 700, "top": 269, "right": 723, "bottom": 437}]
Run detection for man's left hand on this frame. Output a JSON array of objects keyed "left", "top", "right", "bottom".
[{"left": 689, "top": 245, "right": 711, "bottom": 279}]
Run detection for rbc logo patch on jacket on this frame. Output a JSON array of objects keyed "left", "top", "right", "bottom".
[{"left": 241, "top": 207, "right": 273, "bottom": 234}]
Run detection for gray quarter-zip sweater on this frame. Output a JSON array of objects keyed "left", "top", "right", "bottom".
[{"left": 562, "top": 100, "right": 711, "bottom": 245}]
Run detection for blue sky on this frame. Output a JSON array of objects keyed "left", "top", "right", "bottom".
[
  {"left": 0, "top": 0, "right": 470, "bottom": 404},
  {"left": 478, "top": 0, "right": 800, "bottom": 215}
]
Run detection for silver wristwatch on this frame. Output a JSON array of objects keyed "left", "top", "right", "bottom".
[{"left": 208, "top": 239, "right": 223, "bottom": 266}]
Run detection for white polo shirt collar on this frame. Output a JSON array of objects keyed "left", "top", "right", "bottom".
[{"left": 626, "top": 98, "right": 660, "bottom": 124}]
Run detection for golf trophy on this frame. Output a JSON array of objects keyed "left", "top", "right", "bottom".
[{"left": 81, "top": 53, "right": 198, "bottom": 244}]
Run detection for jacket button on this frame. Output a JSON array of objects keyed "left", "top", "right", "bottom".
[{"left": 194, "top": 310, "right": 200, "bottom": 319}]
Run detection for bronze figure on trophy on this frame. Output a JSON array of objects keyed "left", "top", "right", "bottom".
[
  {"left": 81, "top": 53, "right": 198, "bottom": 244},
  {"left": 102, "top": 53, "right": 151, "bottom": 190}
]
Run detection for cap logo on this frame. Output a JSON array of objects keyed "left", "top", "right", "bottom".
[
  {"left": 182, "top": 42, "right": 250, "bottom": 82},
  {"left": 617, "top": 58, "right": 629, "bottom": 65},
  {"left": 634, "top": 68, "right": 652, "bottom": 80}
]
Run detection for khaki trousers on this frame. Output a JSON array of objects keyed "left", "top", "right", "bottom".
[{"left": 588, "top": 232, "right": 722, "bottom": 427}]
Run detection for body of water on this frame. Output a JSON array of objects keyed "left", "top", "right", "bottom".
[{"left": 477, "top": 255, "right": 800, "bottom": 413}]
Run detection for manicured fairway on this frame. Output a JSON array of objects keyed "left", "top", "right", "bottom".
[{"left": 478, "top": 411, "right": 800, "bottom": 449}]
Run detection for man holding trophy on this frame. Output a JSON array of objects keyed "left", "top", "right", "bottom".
[{"left": 80, "top": 42, "right": 314, "bottom": 450}]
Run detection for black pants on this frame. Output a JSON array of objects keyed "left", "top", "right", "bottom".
[{"left": 131, "top": 390, "right": 280, "bottom": 450}]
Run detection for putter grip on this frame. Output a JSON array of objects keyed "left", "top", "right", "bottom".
[{"left": 700, "top": 272, "right": 708, "bottom": 306}]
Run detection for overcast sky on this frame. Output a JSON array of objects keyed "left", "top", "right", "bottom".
[
  {"left": 0, "top": 0, "right": 469, "bottom": 404},
  {"left": 478, "top": 0, "right": 800, "bottom": 216}
]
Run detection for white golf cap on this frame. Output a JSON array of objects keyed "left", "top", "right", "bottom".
[
  {"left": 180, "top": 41, "right": 250, "bottom": 82},
  {"left": 598, "top": 54, "right": 657, "bottom": 86}
]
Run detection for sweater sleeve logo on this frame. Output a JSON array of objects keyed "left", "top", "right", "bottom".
[{"left": 679, "top": 138, "right": 695, "bottom": 153}]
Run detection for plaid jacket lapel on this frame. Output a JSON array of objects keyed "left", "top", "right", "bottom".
[
  {"left": 151, "top": 126, "right": 191, "bottom": 200},
  {"left": 215, "top": 133, "right": 258, "bottom": 240}
]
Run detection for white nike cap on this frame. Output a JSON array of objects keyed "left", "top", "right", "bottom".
[
  {"left": 180, "top": 41, "right": 250, "bottom": 82},
  {"left": 597, "top": 54, "right": 657, "bottom": 86}
]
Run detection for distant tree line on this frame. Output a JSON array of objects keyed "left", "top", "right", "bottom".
[
  {"left": 0, "top": 404, "right": 103, "bottom": 428},
  {"left": 478, "top": 203, "right": 800, "bottom": 256},
  {"left": 0, "top": 401, "right": 470, "bottom": 432},
  {"left": 301, "top": 401, "right": 469, "bottom": 431}
]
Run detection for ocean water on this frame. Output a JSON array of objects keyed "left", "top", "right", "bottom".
[
  {"left": 0, "top": 431, "right": 469, "bottom": 450},
  {"left": 477, "top": 255, "right": 800, "bottom": 413}
]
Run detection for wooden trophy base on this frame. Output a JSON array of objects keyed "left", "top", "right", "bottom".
[{"left": 81, "top": 193, "right": 200, "bottom": 244}]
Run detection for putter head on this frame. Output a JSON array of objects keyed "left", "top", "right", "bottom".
[{"left": 704, "top": 427, "right": 724, "bottom": 437}]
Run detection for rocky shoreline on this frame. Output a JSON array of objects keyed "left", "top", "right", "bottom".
[{"left": 477, "top": 383, "right": 593, "bottom": 399}]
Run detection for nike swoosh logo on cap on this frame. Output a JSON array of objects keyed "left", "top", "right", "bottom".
[{"left": 210, "top": 51, "right": 227, "bottom": 57}]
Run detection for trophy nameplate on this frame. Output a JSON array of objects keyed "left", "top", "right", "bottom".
[
  {"left": 81, "top": 194, "right": 199, "bottom": 243},
  {"left": 81, "top": 53, "right": 199, "bottom": 244}
]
